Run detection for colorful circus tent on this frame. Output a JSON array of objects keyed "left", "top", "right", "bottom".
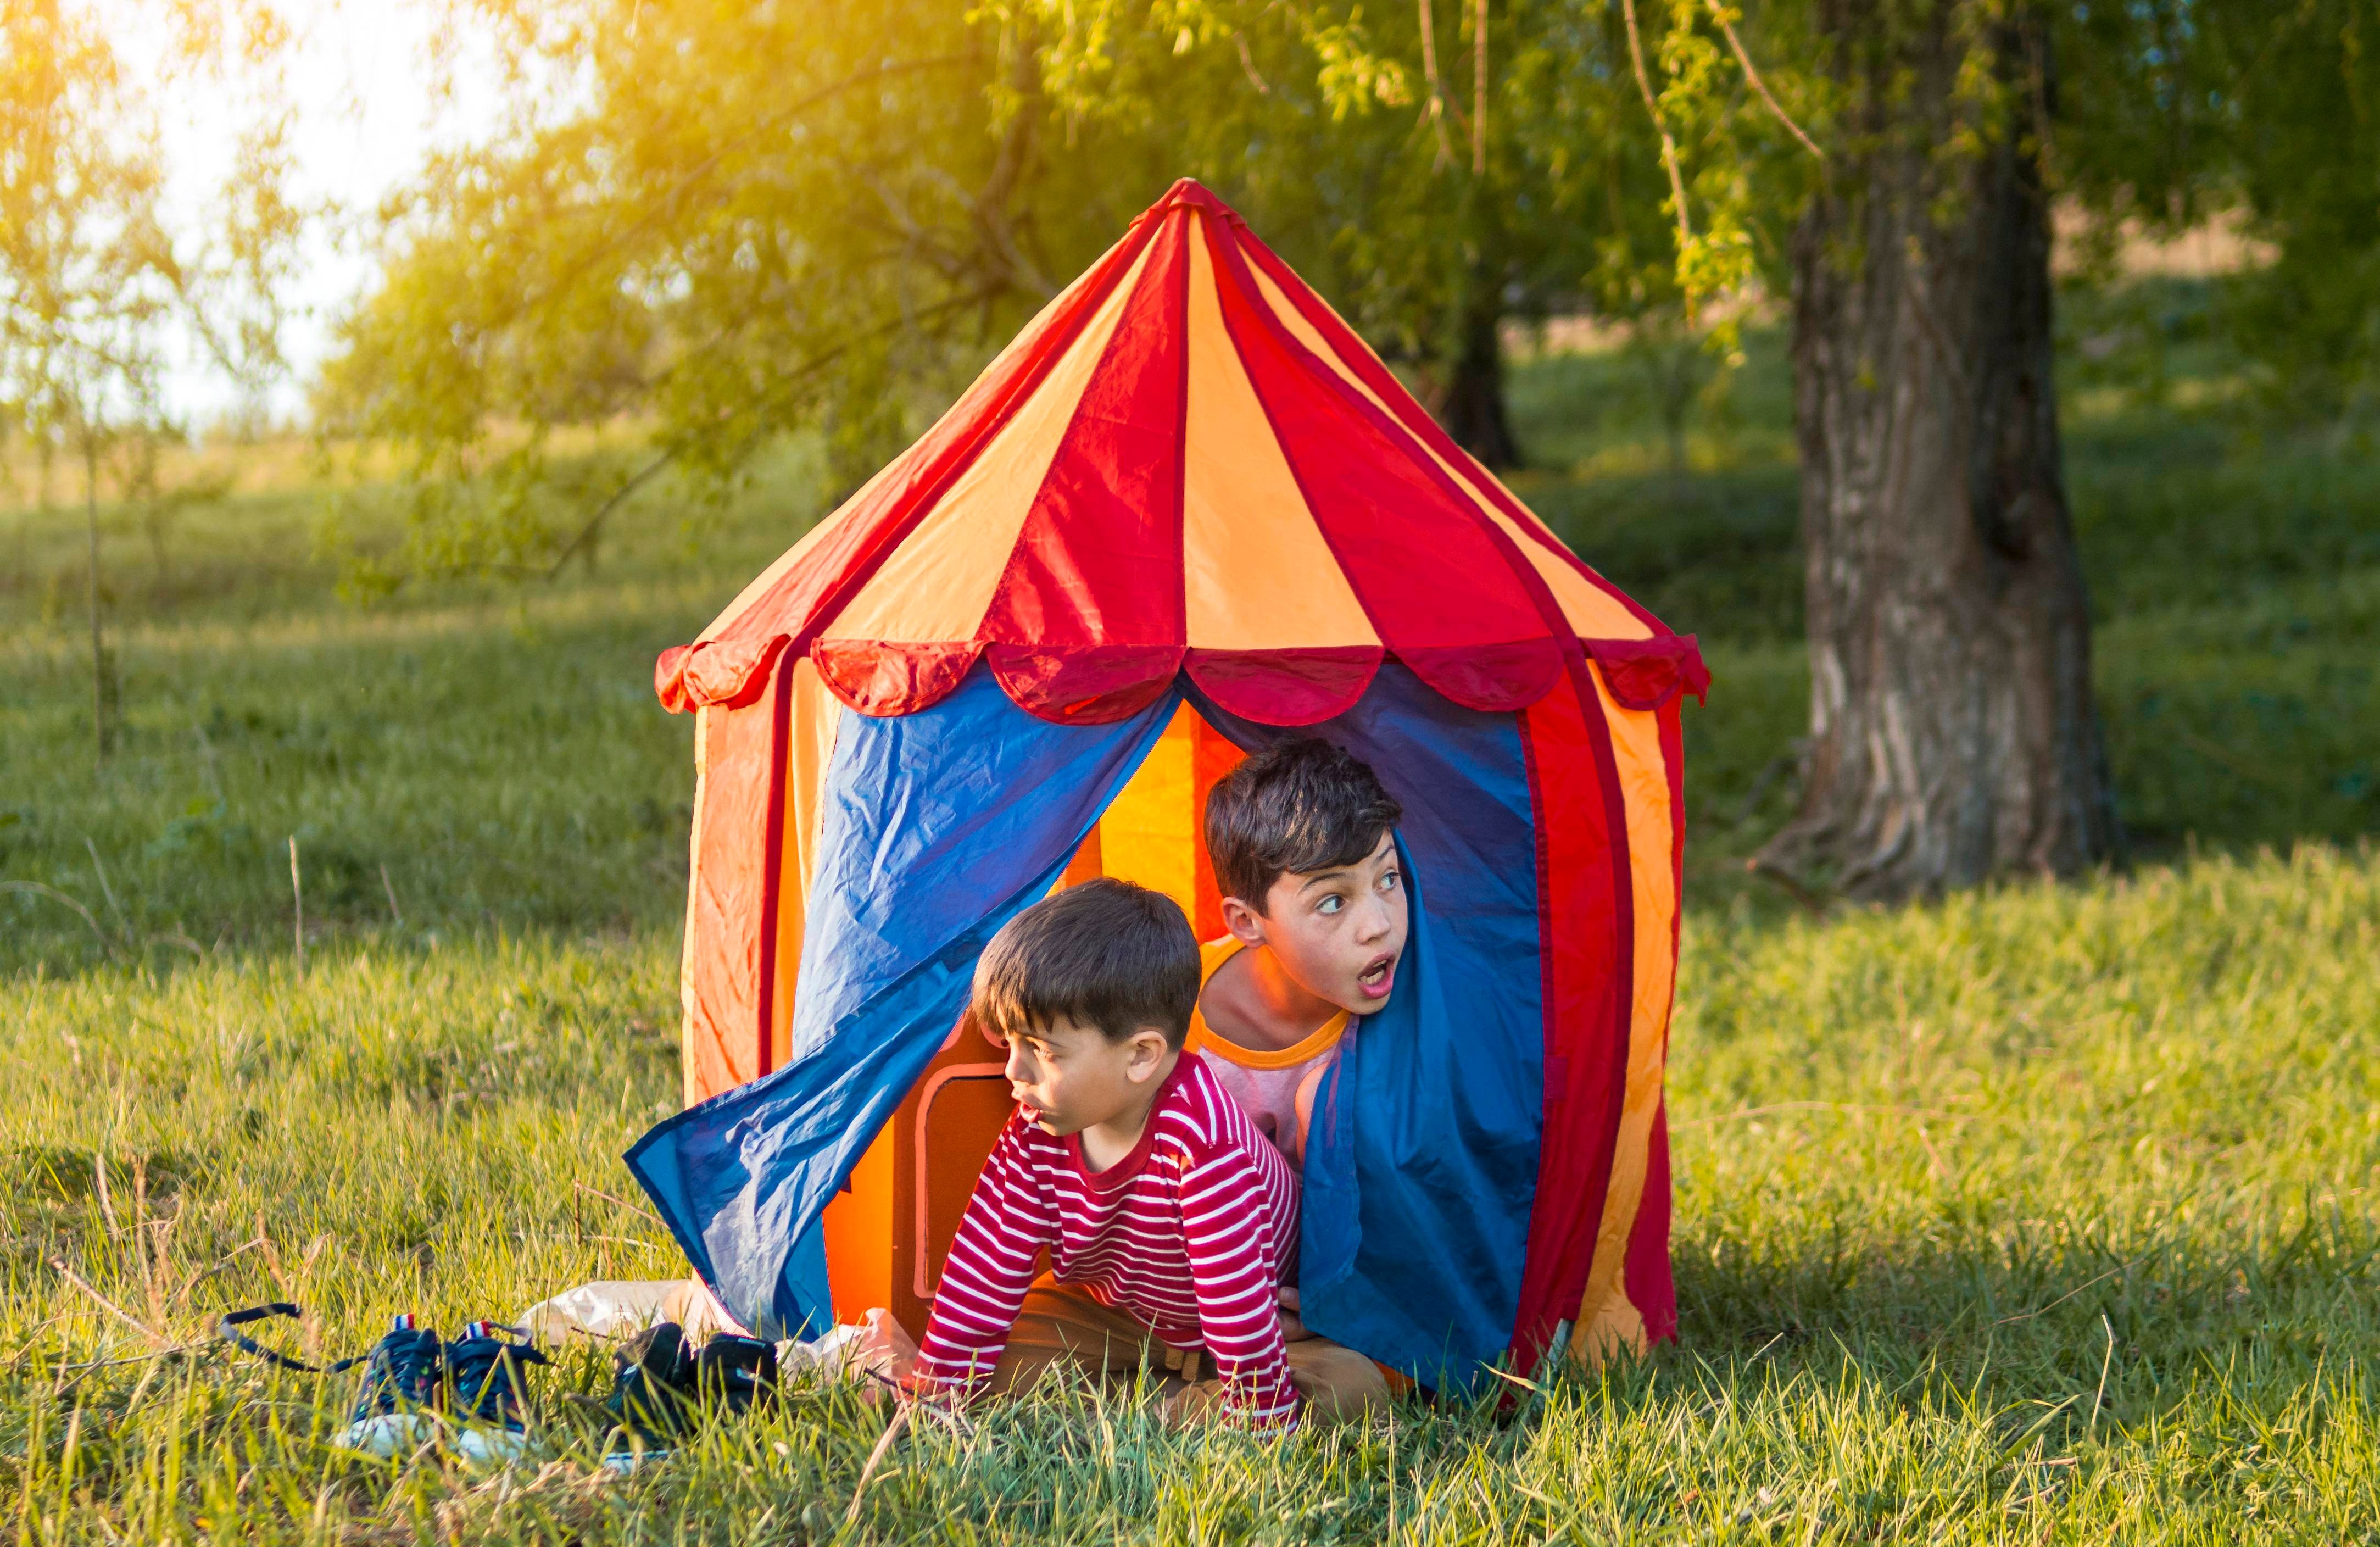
[{"left": 627, "top": 179, "right": 1707, "bottom": 1384}]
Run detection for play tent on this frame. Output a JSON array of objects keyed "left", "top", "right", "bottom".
[{"left": 627, "top": 180, "right": 1706, "bottom": 1384}]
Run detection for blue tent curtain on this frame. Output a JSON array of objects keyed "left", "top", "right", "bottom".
[
  {"left": 627, "top": 666, "right": 1179, "bottom": 1337},
  {"left": 1185, "top": 666, "right": 1543, "bottom": 1387}
]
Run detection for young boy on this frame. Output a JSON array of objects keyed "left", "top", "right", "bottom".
[
  {"left": 909, "top": 878, "right": 1306, "bottom": 1424},
  {"left": 1190, "top": 739, "right": 1408, "bottom": 1182}
]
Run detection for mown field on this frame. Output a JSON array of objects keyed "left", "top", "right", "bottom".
[{"left": 2, "top": 297, "right": 2376, "bottom": 1542}]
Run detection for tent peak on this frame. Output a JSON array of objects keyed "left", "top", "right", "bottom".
[{"left": 1151, "top": 177, "right": 1244, "bottom": 225}]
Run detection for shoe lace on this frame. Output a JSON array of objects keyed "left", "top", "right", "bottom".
[
  {"left": 353, "top": 1317, "right": 443, "bottom": 1418},
  {"left": 448, "top": 1321, "right": 546, "bottom": 1424}
]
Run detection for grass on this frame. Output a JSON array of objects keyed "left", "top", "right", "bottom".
[{"left": 1, "top": 283, "right": 2376, "bottom": 1539}]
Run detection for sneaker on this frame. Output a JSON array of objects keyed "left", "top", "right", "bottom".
[
  {"left": 694, "top": 1333, "right": 779, "bottom": 1416},
  {"left": 445, "top": 1320, "right": 549, "bottom": 1431},
  {"left": 604, "top": 1321, "right": 699, "bottom": 1446},
  {"left": 338, "top": 1411, "right": 444, "bottom": 1457},
  {"left": 349, "top": 1314, "right": 444, "bottom": 1421}
]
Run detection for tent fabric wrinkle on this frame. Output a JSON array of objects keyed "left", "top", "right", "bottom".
[
  {"left": 1585, "top": 633, "right": 1713, "bottom": 711},
  {"left": 811, "top": 639, "right": 983, "bottom": 717},
  {"left": 1181, "top": 645, "right": 1383, "bottom": 726}
]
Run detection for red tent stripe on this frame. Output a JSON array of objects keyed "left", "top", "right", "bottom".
[
  {"left": 982, "top": 206, "right": 1193, "bottom": 653},
  {"left": 1201, "top": 225, "right": 1562, "bottom": 715},
  {"left": 704, "top": 211, "right": 1167, "bottom": 660},
  {"left": 1508, "top": 670, "right": 1634, "bottom": 1371},
  {"left": 1621, "top": 1101, "right": 1676, "bottom": 1343},
  {"left": 1233, "top": 226, "right": 1673, "bottom": 640}
]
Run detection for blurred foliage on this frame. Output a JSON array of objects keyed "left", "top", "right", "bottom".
[
  {"left": 317, "top": 0, "right": 1173, "bottom": 587},
  {"left": 0, "top": 0, "right": 303, "bottom": 755},
  {"left": 321, "top": 0, "right": 2380, "bottom": 590},
  {"left": 2058, "top": 0, "right": 2380, "bottom": 434}
]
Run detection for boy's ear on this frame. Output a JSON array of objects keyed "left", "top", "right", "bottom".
[
  {"left": 1218, "top": 894, "right": 1267, "bottom": 946},
  {"left": 1125, "top": 1026, "right": 1173, "bottom": 1082}
]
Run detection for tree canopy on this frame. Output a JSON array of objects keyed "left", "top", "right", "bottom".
[{"left": 322, "top": 0, "right": 2379, "bottom": 580}]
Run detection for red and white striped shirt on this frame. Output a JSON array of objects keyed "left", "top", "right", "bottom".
[{"left": 913, "top": 1052, "right": 1302, "bottom": 1425}]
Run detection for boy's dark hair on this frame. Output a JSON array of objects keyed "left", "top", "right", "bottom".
[
  {"left": 1205, "top": 738, "right": 1402, "bottom": 914},
  {"left": 973, "top": 878, "right": 1201, "bottom": 1049}
]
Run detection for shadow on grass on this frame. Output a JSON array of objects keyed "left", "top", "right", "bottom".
[{"left": 1662, "top": 1200, "right": 2374, "bottom": 1445}]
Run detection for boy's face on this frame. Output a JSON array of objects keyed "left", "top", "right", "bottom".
[
  {"left": 993, "top": 1016, "right": 1172, "bottom": 1137},
  {"left": 1233, "top": 831, "right": 1408, "bottom": 1013}
]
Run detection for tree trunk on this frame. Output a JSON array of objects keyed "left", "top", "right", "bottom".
[
  {"left": 1756, "top": 3, "right": 2120, "bottom": 902},
  {"left": 1436, "top": 285, "right": 1522, "bottom": 470}
]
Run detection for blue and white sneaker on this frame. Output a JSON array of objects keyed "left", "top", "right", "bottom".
[
  {"left": 335, "top": 1314, "right": 445, "bottom": 1456},
  {"left": 446, "top": 1319, "right": 547, "bottom": 1462}
]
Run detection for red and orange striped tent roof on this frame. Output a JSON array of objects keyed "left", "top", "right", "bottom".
[{"left": 656, "top": 179, "right": 1705, "bottom": 728}]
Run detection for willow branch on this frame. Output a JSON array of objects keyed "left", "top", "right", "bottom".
[
  {"left": 1471, "top": 0, "right": 1487, "bottom": 175},
  {"left": 542, "top": 449, "right": 676, "bottom": 580},
  {"left": 542, "top": 283, "right": 1005, "bottom": 580},
  {"left": 1417, "top": 0, "right": 1457, "bottom": 171},
  {"left": 1621, "top": 0, "right": 1692, "bottom": 242},
  {"left": 1705, "top": 0, "right": 1825, "bottom": 160},
  {"left": 1233, "top": 32, "right": 1270, "bottom": 94},
  {"left": 501, "top": 55, "right": 973, "bottom": 336}
]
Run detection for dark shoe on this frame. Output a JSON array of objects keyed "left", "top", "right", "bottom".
[
  {"left": 445, "top": 1320, "right": 549, "bottom": 1429},
  {"left": 695, "top": 1333, "right": 779, "bottom": 1416},
  {"left": 351, "top": 1314, "right": 444, "bottom": 1421},
  {"left": 606, "top": 1321, "right": 700, "bottom": 1444}
]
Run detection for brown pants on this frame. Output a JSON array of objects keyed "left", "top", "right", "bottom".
[{"left": 982, "top": 1277, "right": 1391, "bottom": 1422}]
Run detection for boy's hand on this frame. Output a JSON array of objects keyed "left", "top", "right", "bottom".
[
  {"left": 894, "top": 1376, "right": 976, "bottom": 1438},
  {"left": 1276, "top": 1285, "right": 1310, "bottom": 1343},
  {"left": 1161, "top": 1381, "right": 1231, "bottom": 1427}
]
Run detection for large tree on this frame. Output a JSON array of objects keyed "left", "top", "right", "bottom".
[
  {"left": 1744, "top": 0, "right": 2380, "bottom": 896},
  {"left": 1754, "top": 1, "right": 2122, "bottom": 896}
]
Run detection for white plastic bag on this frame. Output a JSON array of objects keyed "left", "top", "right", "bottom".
[{"left": 515, "top": 1277, "right": 747, "bottom": 1344}]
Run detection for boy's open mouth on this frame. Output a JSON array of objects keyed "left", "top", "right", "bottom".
[{"left": 1357, "top": 954, "right": 1396, "bottom": 999}]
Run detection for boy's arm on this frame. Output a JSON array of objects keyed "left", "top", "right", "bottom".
[
  {"left": 912, "top": 1120, "right": 1059, "bottom": 1398},
  {"left": 1178, "top": 1148, "right": 1302, "bottom": 1426}
]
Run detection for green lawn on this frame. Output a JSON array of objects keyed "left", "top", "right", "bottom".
[{"left": 1, "top": 299, "right": 2376, "bottom": 1540}]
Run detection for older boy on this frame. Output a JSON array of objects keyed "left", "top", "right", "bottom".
[
  {"left": 1187, "top": 738, "right": 1405, "bottom": 1383},
  {"left": 1191, "top": 738, "right": 1407, "bottom": 1178},
  {"left": 910, "top": 878, "right": 1305, "bottom": 1424}
]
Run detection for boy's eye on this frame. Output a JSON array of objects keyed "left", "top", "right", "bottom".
[{"left": 1316, "top": 894, "right": 1344, "bottom": 915}]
